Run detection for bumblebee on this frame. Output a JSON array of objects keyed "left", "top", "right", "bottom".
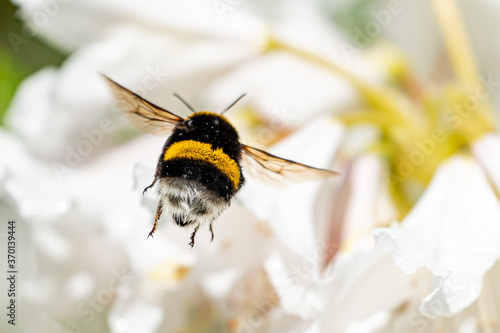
[{"left": 103, "top": 75, "right": 337, "bottom": 247}]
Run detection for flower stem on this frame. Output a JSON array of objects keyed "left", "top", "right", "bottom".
[
  {"left": 265, "top": 38, "right": 372, "bottom": 95},
  {"left": 430, "top": 0, "right": 496, "bottom": 137},
  {"left": 429, "top": 0, "right": 478, "bottom": 85}
]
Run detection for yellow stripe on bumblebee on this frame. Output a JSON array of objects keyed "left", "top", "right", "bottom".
[{"left": 163, "top": 140, "right": 241, "bottom": 188}]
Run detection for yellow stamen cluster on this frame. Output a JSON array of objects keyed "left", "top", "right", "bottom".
[{"left": 262, "top": 0, "right": 494, "bottom": 218}]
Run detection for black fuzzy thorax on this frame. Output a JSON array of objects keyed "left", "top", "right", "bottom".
[
  {"left": 168, "top": 112, "right": 242, "bottom": 160},
  {"left": 159, "top": 112, "right": 245, "bottom": 198}
]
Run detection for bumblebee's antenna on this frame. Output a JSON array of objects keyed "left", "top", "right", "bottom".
[
  {"left": 221, "top": 93, "right": 247, "bottom": 115},
  {"left": 173, "top": 93, "right": 196, "bottom": 113}
]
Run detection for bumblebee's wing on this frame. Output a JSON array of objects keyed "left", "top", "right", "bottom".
[
  {"left": 102, "top": 75, "right": 184, "bottom": 135},
  {"left": 240, "top": 144, "right": 338, "bottom": 185}
]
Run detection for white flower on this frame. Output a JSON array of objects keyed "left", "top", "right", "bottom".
[
  {"left": 473, "top": 133, "right": 500, "bottom": 193},
  {"left": 7, "top": 0, "right": 381, "bottom": 159},
  {"left": 257, "top": 149, "right": 403, "bottom": 333},
  {"left": 7, "top": 0, "right": 500, "bottom": 332},
  {"left": 0, "top": 130, "right": 131, "bottom": 332},
  {"left": 374, "top": 156, "right": 500, "bottom": 318}
]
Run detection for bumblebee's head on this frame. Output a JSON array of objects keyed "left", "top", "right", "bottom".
[
  {"left": 185, "top": 112, "right": 236, "bottom": 134},
  {"left": 172, "top": 93, "right": 246, "bottom": 157}
]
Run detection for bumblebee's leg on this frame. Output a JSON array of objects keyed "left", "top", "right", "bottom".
[
  {"left": 148, "top": 200, "right": 164, "bottom": 239},
  {"left": 209, "top": 223, "right": 215, "bottom": 243},
  {"left": 143, "top": 157, "right": 163, "bottom": 194},
  {"left": 143, "top": 177, "right": 158, "bottom": 195},
  {"left": 189, "top": 226, "right": 199, "bottom": 248}
]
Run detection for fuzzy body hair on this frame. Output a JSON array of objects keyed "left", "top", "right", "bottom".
[{"left": 158, "top": 177, "right": 230, "bottom": 231}]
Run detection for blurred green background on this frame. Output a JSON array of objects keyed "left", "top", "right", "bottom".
[{"left": 0, "top": 0, "right": 66, "bottom": 125}]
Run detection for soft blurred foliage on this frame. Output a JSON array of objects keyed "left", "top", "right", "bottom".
[{"left": 0, "top": 0, "right": 65, "bottom": 124}]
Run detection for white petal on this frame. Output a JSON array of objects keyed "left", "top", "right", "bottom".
[
  {"left": 108, "top": 301, "right": 163, "bottom": 333},
  {"left": 343, "top": 311, "right": 389, "bottom": 333},
  {"left": 206, "top": 2, "right": 383, "bottom": 126},
  {"left": 237, "top": 117, "right": 344, "bottom": 258},
  {"left": 340, "top": 154, "right": 397, "bottom": 254},
  {"left": 318, "top": 246, "right": 427, "bottom": 333},
  {"left": 375, "top": 156, "right": 500, "bottom": 317},
  {"left": 472, "top": 133, "right": 500, "bottom": 192},
  {"left": 14, "top": 0, "right": 265, "bottom": 52},
  {"left": 264, "top": 252, "right": 323, "bottom": 320}
]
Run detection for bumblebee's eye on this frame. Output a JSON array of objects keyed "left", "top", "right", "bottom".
[{"left": 186, "top": 119, "right": 193, "bottom": 127}]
